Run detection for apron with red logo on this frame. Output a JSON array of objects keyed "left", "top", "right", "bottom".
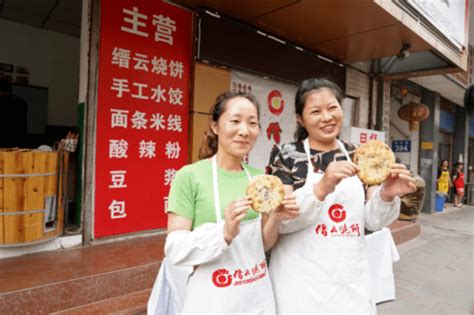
[
  {"left": 181, "top": 156, "right": 275, "bottom": 314},
  {"left": 269, "top": 139, "right": 375, "bottom": 314},
  {"left": 437, "top": 170, "right": 450, "bottom": 194}
]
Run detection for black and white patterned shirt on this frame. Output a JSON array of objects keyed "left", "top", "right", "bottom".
[{"left": 267, "top": 140, "right": 357, "bottom": 190}]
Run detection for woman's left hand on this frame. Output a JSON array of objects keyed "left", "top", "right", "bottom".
[
  {"left": 380, "top": 163, "right": 417, "bottom": 202},
  {"left": 269, "top": 194, "right": 300, "bottom": 222}
]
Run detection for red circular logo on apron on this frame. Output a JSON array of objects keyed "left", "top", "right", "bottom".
[
  {"left": 328, "top": 203, "right": 346, "bottom": 223},
  {"left": 212, "top": 269, "right": 233, "bottom": 288}
]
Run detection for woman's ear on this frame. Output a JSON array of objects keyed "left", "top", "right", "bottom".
[
  {"left": 210, "top": 121, "right": 218, "bottom": 136},
  {"left": 296, "top": 114, "right": 304, "bottom": 127}
]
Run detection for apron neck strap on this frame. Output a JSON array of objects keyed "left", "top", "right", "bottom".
[
  {"left": 212, "top": 155, "right": 252, "bottom": 222},
  {"left": 303, "top": 139, "right": 351, "bottom": 173},
  {"left": 303, "top": 138, "right": 315, "bottom": 173},
  {"left": 336, "top": 140, "right": 351, "bottom": 161}
]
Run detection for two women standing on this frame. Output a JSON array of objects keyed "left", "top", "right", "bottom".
[
  {"left": 437, "top": 160, "right": 465, "bottom": 208},
  {"left": 158, "top": 78, "right": 415, "bottom": 314}
]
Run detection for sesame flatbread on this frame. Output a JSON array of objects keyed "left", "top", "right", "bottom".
[
  {"left": 246, "top": 175, "right": 285, "bottom": 213},
  {"left": 353, "top": 140, "right": 395, "bottom": 185}
]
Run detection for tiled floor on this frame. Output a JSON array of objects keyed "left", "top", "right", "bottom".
[
  {"left": 0, "top": 217, "right": 422, "bottom": 295},
  {"left": 0, "top": 234, "right": 166, "bottom": 293},
  {"left": 0, "top": 217, "right": 423, "bottom": 313}
]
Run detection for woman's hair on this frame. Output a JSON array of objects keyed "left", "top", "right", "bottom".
[
  {"left": 198, "top": 91, "right": 260, "bottom": 160},
  {"left": 294, "top": 78, "right": 344, "bottom": 141},
  {"left": 438, "top": 159, "right": 449, "bottom": 179}
]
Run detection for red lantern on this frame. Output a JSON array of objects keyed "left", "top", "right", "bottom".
[{"left": 397, "top": 102, "right": 430, "bottom": 131}]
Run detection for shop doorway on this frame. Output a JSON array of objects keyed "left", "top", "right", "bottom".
[
  {"left": 0, "top": 0, "right": 83, "bottom": 247},
  {"left": 469, "top": 138, "right": 474, "bottom": 182},
  {"left": 438, "top": 131, "right": 453, "bottom": 202},
  {"left": 439, "top": 131, "right": 453, "bottom": 168},
  {"left": 467, "top": 138, "right": 474, "bottom": 204}
]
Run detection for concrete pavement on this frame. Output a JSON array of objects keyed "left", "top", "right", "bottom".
[{"left": 378, "top": 205, "right": 474, "bottom": 315}]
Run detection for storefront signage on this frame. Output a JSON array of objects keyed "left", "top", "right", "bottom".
[
  {"left": 392, "top": 140, "right": 411, "bottom": 153},
  {"left": 440, "top": 110, "right": 455, "bottom": 133},
  {"left": 407, "top": 0, "right": 468, "bottom": 50},
  {"left": 230, "top": 71, "right": 297, "bottom": 169},
  {"left": 421, "top": 141, "right": 433, "bottom": 150},
  {"left": 94, "top": 0, "right": 192, "bottom": 238},
  {"left": 339, "top": 127, "right": 385, "bottom": 146}
]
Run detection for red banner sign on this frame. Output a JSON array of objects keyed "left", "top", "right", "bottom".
[{"left": 95, "top": 0, "right": 192, "bottom": 238}]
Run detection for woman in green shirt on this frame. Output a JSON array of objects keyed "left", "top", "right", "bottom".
[{"left": 165, "top": 91, "right": 299, "bottom": 313}]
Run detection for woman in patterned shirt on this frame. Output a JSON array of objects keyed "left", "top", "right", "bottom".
[{"left": 265, "top": 78, "right": 416, "bottom": 314}]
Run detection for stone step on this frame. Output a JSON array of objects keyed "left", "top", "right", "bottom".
[
  {"left": 0, "top": 235, "right": 165, "bottom": 314},
  {"left": 388, "top": 220, "right": 421, "bottom": 245},
  {"left": 0, "top": 220, "right": 420, "bottom": 314},
  {"left": 51, "top": 288, "right": 150, "bottom": 315}
]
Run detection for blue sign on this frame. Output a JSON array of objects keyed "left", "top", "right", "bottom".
[
  {"left": 392, "top": 140, "right": 411, "bottom": 153},
  {"left": 440, "top": 111, "right": 455, "bottom": 133}
]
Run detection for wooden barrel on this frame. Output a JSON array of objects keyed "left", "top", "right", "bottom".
[{"left": 0, "top": 149, "right": 64, "bottom": 246}]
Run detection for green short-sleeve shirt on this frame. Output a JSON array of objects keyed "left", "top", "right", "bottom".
[{"left": 167, "top": 159, "right": 262, "bottom": 230}]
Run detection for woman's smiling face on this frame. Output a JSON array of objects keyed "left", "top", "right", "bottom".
[
  {"left": 211, "top": 96, "right": 260, "bottom": 159},
  {"left": 297, "top": 87, "right": 343, "bottom": 149}
]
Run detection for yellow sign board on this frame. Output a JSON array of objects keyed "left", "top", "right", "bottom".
[{"left": 421, "top": 141, "right": 433, "bottom": 150}]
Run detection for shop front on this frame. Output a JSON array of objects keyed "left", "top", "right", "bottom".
[
  {"left": 2, "top": 0, "right": 469, "bottom": 251},
  {"left": 79, "top": 0, "right": 470, "bottom": 242}
]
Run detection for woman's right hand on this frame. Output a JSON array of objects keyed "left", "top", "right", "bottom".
[
  {"left": 313, "top": 161, "right": 359, "bottom": 201},
  {"left": 223, "top": 196, "right": 251, "bottom": 245}
]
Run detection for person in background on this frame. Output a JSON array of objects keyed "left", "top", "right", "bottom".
[
  {"left": 266, "top": 78, "right": 416, "bottom": 314},
  {"left": 437, "top": 159, "right": 452, "bottom": 206},
  {"left": 452, "top": 162, "right": 465, "bottom": 208},
  {"left": 163, "top": 91, "right": 299, "bottom": 313},
  {"left": 0, "top": 80, "right": 28, "bottom": 148}
]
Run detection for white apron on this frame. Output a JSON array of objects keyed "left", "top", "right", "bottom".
[
  {"left": 181, "top": 156, "right": 276, "bottom": 314},
  {"left": 270, "top": 139, "right": 376, "bottom": 314}
]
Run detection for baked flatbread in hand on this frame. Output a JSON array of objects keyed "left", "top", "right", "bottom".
[
  {"left": 246, "top": 175, "right": 285, "bottom": 213},
  {"left": 353, "top": 140, "right": 395, "bottom": 185}
]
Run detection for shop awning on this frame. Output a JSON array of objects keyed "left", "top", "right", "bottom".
[{"left": 170, "top": 0, "right": 468, "bottom": 78}]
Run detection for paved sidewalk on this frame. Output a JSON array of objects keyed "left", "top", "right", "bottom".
[{"left": 378, "top": 205, "right": 474, "bottom": 315}]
